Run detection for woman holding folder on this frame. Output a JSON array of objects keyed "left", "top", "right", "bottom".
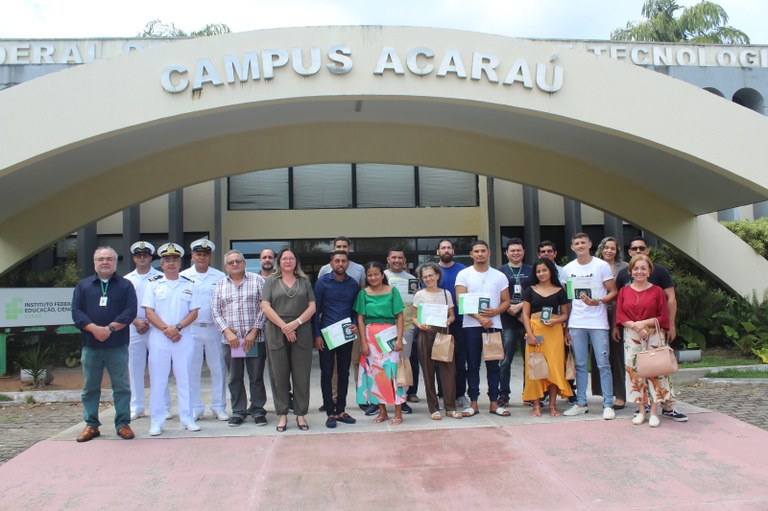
[
  {"left": 354, "top": 261, "right": 406, "bottom": 426},
  {"left": 521, "top": 258, "right": 572, "bottom": 417},
  {"left": 412, "top": 262, "right": 464, "bottom": 420}
]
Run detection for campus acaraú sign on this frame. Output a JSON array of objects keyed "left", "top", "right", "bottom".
[{"left": 159, "top": 45, "right": 565, "bottom": 94}]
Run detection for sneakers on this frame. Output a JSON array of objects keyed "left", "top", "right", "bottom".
[
  {"left": 165, "top": 410, "right": 174, "bottom": 420},
  {"left": 130, "top": 410, "right": 144, "bottom": 421},
  {"left": 563, "top": 404, "right": 589, "bottom": 416},
  {"left": 632, "top": 413, "right": 646, "bottom": 426},
  {"left": 602, "top": 407, "right": 616, "bottom": 420},
  {"left": 662, "top": 408, "right": 688, "bottom": 422},
  {"left": 401, "top": 402, "right": 413, "bottom": 414},
  {"left": 228, "top": 416, "right": 244, "bottom": 427},
  {"left": 214, "top": 410, "right": 230, "bottom": 421},
  {"left": 149, "top": 425, "right": 162, "bottom": 436},
  {"left": 407, "top": 394, "right": 420, "bottom": 403},
  {"left": 254, "top": 416, "right": 268, "bottom": 426},
  {"left": 649, "top": 415, "right": 661, "bottom": 428},
  {"left": 364, "top": 404, "right": 379, "bottom": 416},
  {"left": 456, "top": 395, "right": 471, "bottom": 408},
  {"left": 184, "top": 422, "right": 201, "bottom": 432}
]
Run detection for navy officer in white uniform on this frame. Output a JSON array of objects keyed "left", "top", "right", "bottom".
[
  {"left": 180, "top": 239, "right": 229, "bottom": 421},
  {"left": 142, "top": 243, "right": 202, "bottom": 436}
]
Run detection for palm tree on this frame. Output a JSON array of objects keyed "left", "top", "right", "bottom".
[{"left": 611, "top": 0, "right": 749, "bottom": 44}]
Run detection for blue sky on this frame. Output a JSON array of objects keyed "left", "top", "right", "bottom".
[{"left": 2, "top": 0, "right": 767, "bottom": 43}]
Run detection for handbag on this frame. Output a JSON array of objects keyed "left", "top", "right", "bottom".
[
  {"left": 431, "top": 329, "right": 454, "bottom": 362},
  {"left": 482, "top": 330, "right": 504, "bottom": 361},
  {"left": 527, "top": 347, "right": 549, "bottom": 380},
  {"left": 564, "top": 349, "right": 575, "bottom": 380},
  {"left": 396, "top": 356, "right": 414, "bottom": 387},
  {"left": 635, "top": 319, "right": 678, "bottom": 378}
]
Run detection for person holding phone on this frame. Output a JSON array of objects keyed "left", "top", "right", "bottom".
[{"left": 521, "top": 258, "right": 572, "bottom": 417}]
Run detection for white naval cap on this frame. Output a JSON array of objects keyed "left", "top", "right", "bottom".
[
  {"left": 190, "top": 238, "right": 215, "bottom": 253},
  {"left": 130, "top": 241, "right": 156, "bottom": 255},
  {"left": 157, "top": 242, "right": 184, "bottom": 258}
]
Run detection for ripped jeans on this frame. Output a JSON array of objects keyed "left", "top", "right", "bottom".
[{"left": 569, "top": 328, "right": 614, "bottom": 408}]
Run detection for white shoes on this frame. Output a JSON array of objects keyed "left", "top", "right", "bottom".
[
  {"left": 649, "top": 415, "right": 661, "bottom": 428},
  {"left": 149, "top": 425, "right": 162, "bottom": 436},
  {"left": 214, "top": 410, "right": 230, "bottom": 421},
  {"left": 184, "top": 422, "right": 201, "bottom": 432},
  {"left": 165, "top": 410, "right": 174, "bottom": 420},
  {"left": 602, "top": 407, "right": 616, "bottom": 420},
  {"left": 632, "top": 413, "right": 646, "bottom": 425},
  {"left": 456, "top": 395, "right": 471, "bottom": 408},
  {"left": 130, "top": 411, "right": 144, "bottom": 421},
  {"left": 563, "top": 404, "right": 589, "bottom": 416}
]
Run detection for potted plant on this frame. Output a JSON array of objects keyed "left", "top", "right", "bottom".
[
  {"left": 16, "top": 345, "right": 54, "bottom": 388},
  {"left": 677, "top": 341, "right": 702, "bottom": 363}
]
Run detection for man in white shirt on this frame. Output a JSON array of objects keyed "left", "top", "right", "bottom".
[
  {"left": 562, "top": 233, "right": 618, "bottom": 420},
  {"left": 455, "top": 240, "right": 511, "bottom": 417},
  {"left": 180, "top": 239, "right": 228, "bottom": 422}
]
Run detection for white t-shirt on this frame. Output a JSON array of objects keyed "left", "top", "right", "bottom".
[
  {"left": 385, "top": 269, "right": 417, "bottom": 329},
  {"left": 455, "top": 266, "right": 509, "bottom": 329},
  {"left": 563, "top": 257, "right": 613, "bottom": 329}
]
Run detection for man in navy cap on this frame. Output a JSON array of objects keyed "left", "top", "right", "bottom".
[
  {"left": 143, "top": 243, "right": 201, "bottom": 435},
  {"left": 181, "top": 239, "right": 229, "bottom": 421},
  {"left": 71, "top": 246, "right": 137, "bottom": 442},
  {"left": 124, "top": 241, "right": 165, "bottom": 420}
]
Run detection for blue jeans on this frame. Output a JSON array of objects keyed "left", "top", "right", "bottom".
[
  {"left": 499, "top": 324, "right": 525, "bottom": 401},
  {"left": 81, "top": 345, "right": 131, "bottom": 429},
  {"left": 464, "top": 327, "right": 501, "bottom": 403},
  {"left": 569, "top": 328, "right": 613, "bottom": 408}
]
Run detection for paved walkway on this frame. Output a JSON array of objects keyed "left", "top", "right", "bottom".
[{"left": 1, "top": 356, "right": 767, "bottom": 509}]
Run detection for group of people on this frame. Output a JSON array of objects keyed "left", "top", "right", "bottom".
[{"left": 70, "top": 233, "right": 687, "bottom": 442}]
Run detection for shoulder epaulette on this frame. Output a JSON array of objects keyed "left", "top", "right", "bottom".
[{"left": 148, "top": 275, "right": 163, "bottom": 281}]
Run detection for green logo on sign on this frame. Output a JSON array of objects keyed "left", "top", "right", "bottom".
[{"left": 5, "top": 297, "right": 24, "bottom": 320}]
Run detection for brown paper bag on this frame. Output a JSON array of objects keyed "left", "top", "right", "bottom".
[
  {"left": 528, "top": 350, "right": 549, "bottom": 380},
  {"left": 565, "top": 350, "right": 576, "bottom": 380},
  {"left": 482, "top": 331, "right": 504, "bottom": 361},
  {"left": 431, "top": 331, "right": 454, "bottom": 362},
  {"left": 396, "top": 356, "right": 413, "bottom": 387}
]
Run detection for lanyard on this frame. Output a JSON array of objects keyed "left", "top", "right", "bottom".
[
  {"left": 100, "top": 279, "right": 110, "bottom": 297},
  {"left": 507, "top": 264, "right": 523, "bottom": 282}
]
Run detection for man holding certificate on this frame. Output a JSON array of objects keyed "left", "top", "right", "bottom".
[
  {"left": 313, "top": 250, "right": 360, "bottom": 428},
  {"left": 212, "top": 250, "right": 269, "bottom": 427},
  {"left": 455, "top": 240, "right": 511, "bottom": 417}
]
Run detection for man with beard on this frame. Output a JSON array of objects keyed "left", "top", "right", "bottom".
[{"left": 258, "top": 248, "right": 276, "bottom": 279}]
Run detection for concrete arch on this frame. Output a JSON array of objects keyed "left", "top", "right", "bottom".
[
  {"left": 732, "top": 87, "right": 765, "bottom": 114},
  {"left": 1, "top": 26, "right": 767, "bottom": 295}
]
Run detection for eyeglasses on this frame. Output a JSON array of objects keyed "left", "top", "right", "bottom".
[
  {"left": 539, "top": 249, "right": 554, "bottom": 254},
  {"left": 629, "top": 246, "right": 647, "bottom": 251},
  {"left": 226, "top": 259, "right": 244, "bottom": 265},
  {"left": 95, "top": 257, "right": 116, "bottom": 262}
]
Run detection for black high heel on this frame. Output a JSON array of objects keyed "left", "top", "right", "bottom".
[
  {"left": 296, "top": 417, "right": 309, "bottom": 431},
  {"left": 276, "top": 416, "right": 287, "bottom": 432}
]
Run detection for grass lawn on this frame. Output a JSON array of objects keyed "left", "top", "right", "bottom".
[
  {"left": 709, "top": 368, "right": 768, "bottom": 378},
  {"left": 678, "top": 347, "right": 762, "bottom": 368},
  {"left": 0, "top": 394, "right": 11, "bottom": 402}
]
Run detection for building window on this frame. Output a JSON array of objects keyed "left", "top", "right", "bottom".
[
  {"left": 229, "top": 168, "right": 289, "bottom": 210},
  {"left": 293, "top": 164, "right": 353, "bottom": 209},
  {"left": 418, "top": 167, "right": 477, "bottom": 207},
  {"left": 356, "top": 164, "right": 416, "bottom": 208}
]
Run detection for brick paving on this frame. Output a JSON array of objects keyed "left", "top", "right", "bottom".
[{"left": 675, "top": 382, "right": 768, "bottom": 430}]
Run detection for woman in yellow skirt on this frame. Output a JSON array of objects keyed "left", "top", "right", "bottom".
[{"left": 521, "top": 258, "right": 572, "bottom": 417}]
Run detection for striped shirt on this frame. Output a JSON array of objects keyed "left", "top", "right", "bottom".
[{"left": 211, "top": 271, "right": 267, "bottom": 343}]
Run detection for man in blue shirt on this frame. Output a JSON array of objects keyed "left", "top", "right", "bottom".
[
  {"left": 71, "top": 246, "right": 137, "bottom": 442},
  {"left": 313, "top": 250, "right": 360, "bottom": 428}
]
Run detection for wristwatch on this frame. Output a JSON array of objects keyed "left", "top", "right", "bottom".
[
  {"left": 108, "top": 325, "right": 116, "bottom": 333},
  {"left": 175, "top": 323, "right": 183, "bottom": 330}
]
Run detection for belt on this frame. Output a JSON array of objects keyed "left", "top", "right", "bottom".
[{"left": 193, "top": 322, "right": 212, "bottom": 327}]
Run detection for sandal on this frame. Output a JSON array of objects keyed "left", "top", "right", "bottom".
[
  {"left": 389, "top": 417, "right": 403, "bottom": 426},
  {"left": 532, "top": 403, "right": 542, "bottom": 417},
  {"left": 549, "top": 406, "right": 562, "bottom": 417},
  {"left": 430, "top": 411, "right": 442, "bottom": 420},
  {"left": 491, "top": 404, "right": 511, "bottom": 417},
  {"left": 462, "top": 407, "right": 479, "bottom": 417},
  {"left": 296, "top": 417, "right": 309, "bottom": 431},
  {"left": 373, "top": 414, "right": 389, "bottom": 424},
  {"left": 446, "top": 410, "right": 464, "bottom": 419}
]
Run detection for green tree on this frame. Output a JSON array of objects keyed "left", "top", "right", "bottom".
[
  {"left": 138, "top": 19, "right": 231, "bottom": 38},
  {"left": 611, "top": 0, "right": 749, "bottom": 44}
]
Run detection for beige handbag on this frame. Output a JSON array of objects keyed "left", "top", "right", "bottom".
[
  {"left": 431, "top": 329, "right": 454, "bottom": 362},
  {"left": 396, "top": 356, "right": 414, "bottom": 387},
  {"left": 565, "top": 349, "right": 576, "bottom": 380},
  {"left": 482, "top": 331, "right": 504, "bottom": 361},
  {"left": 633, "top": 319, "right": 679, "bottom": 378}
]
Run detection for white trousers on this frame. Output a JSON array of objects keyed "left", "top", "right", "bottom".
[
  {"left": 129, "top": 330, "right": 171, "bottom": 414},
  {"left": 189, "top": 324, "right": 227, "bottom": 416},
  {"left": 149, "top": 331, "right": 194, "bottom": 428}
]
